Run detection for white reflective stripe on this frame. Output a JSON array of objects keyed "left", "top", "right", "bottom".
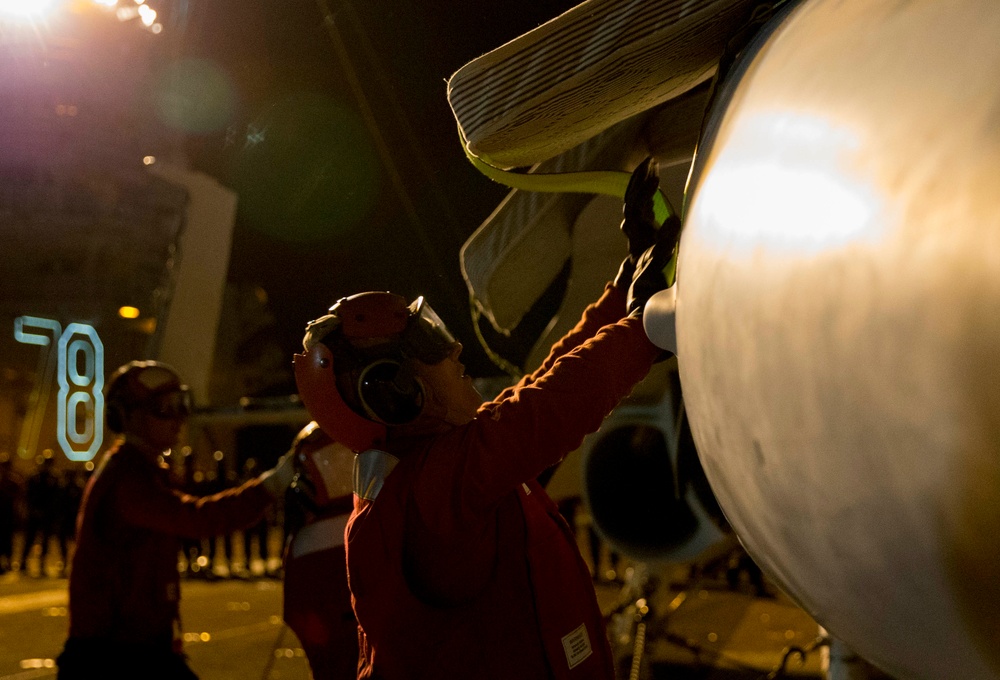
[
  {"left": 353, "top": 448, "right": 400, "bottom": 500},
  {"left": 290, "top": 513, "right": 350, "bottom": 559}
]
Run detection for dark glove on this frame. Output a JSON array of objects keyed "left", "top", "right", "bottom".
[
  {"left": 622, "top": 155, "right": 682, "bottom": 316},
  {"left": 627, "top": 225, "right": 679, "bottom": 317},
  {"left": 622, "top": 156, "right": 661, "bottom": 261},
  {"left": 614, "top": 157, "right": 662, "bottom": 288}
]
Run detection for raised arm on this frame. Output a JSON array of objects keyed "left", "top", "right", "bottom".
[
  {"left": 417, "top": 314, "right": 664, "bottom": 529},
  {"left": 492, "top": 157, "right": 665, "bottom": 400},
  {"left": 112, "top": 455, "right": 291, "bottom": 540}
]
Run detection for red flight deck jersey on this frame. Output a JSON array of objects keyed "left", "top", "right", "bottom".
[
  {"left": 68, "top": 440, "right": 273, "bottom": 649},
  {"left": 346, "top": 283, "right": 663, "bottom": 679},
  {"left": 284, "top": 496, "right": 359, "bottom": 680}
]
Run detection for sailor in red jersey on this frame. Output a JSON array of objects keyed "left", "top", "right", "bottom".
[
  {"left": 294, "top": 159, "right": 677, "bottom": 679},
  {"left": 283, "top": 421, "right": 360, "bottom": 680},
  {"left": 57, "top": 361, "right": 296, "bottom": 680}
]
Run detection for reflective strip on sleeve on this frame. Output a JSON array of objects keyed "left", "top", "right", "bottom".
[{"left": 353, "top": 449, "right": 400, "bottom": 501}]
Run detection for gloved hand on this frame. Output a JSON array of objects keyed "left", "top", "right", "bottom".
[
  {"left": 260, "top": 449, "right": 297, "bottom": 498},
  {"left": 627, "top": 228, "right": 678, "bottom": 318},
  {"left": 614, "top": 157, "right": 662, "bottom": 288},
  {"left": 622, "top": 156, "right": 662, "bottom": 260}
]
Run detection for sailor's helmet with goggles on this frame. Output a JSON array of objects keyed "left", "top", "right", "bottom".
[
  {"left": 106, "top": 360, "right": 192, "bottom": 433},
  {"left": 294, "top": 292, "right": 456, "bottom": 452},
  {"left": 286, "top": 421, "right": 356, "bottom": 515}
]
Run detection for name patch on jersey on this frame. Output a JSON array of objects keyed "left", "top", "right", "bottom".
[{"left": 561, "top": 623, "right": 592, "bottom": 669}]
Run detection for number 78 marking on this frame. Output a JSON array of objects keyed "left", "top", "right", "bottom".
[{"left": 14, "top": 316, "right": 105, "bottom": 462}]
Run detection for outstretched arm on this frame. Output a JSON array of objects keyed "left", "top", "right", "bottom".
[
  {"left": 113, "top": 454, "right": 293, "bottom": 540},
  {"left": 493, "top": 158, "right": 665, "bottom": 400}
]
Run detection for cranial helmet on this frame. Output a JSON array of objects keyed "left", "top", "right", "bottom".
[
  {"left": 294, "top": 292, "right": 456, "bottom": 452},
  {"left": 289, "top": 421, "right": 355, "bottom": 511},
  {"left": 105, "top": 360, "right": 192, "bottom": 433}
]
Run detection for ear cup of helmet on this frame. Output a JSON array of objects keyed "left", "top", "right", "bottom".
[{"left": 357, "top": 360, "right": 424, "bottom": 426}]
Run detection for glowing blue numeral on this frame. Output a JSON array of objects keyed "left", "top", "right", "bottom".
[
  {"left": 13, "top": 317, "right": 61, "bottom": 460},
  {"left": 13, "top": 316, "right": 61, "bottom": 347},
  {"left": 57, "top": 324, "right": 104, "bottom": 460},
  {"left": 14, "top": 317, "right": 104, "bottom": 462}
]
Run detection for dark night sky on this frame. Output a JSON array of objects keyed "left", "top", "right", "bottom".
[{"left": 177, "top": 0, "right": 582, "bottom": 384}]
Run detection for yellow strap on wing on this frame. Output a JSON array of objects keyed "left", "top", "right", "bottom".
[
  {"left": 459, "top": 126, "right": 679, "bottom": 288},
  {"left": 459, "top": 125, "right": 675, "bottom": 226}
]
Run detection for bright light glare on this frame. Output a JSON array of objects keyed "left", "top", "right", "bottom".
[
  {"left": 137, "top": 2, "right": 153, "bottom": 24},
  {"left": 91, "top": 0, "right": 117, "bottom": 7},
  {"left": 0, "top": 0, "right": 55, "bottom": 17},
  {"left": 692, "top": 112, "right": 882, "bottom": 254},
  {"left": 118, "top": 305, "right": 140, "bottom": 318},
  {"left": 697, "top": 166, "right": 873, "bottom": 250}
]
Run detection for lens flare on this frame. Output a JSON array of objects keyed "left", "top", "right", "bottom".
[
  {"left": 230, "top": 92, "right": 380, "bottom": 242},
  {"left": 0, "top": 0, "right": 55, "bottom": 18},
  {"left": 153, "top": 58, "right": 236, "bottom": 134}
]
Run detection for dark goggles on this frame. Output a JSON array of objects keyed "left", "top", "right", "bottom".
[
  {"left": 400, "top": 297, "right": 457, "bottom": 365},
  {"left": 146, "top": 387, "right": 192, "bottom": 420}
]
